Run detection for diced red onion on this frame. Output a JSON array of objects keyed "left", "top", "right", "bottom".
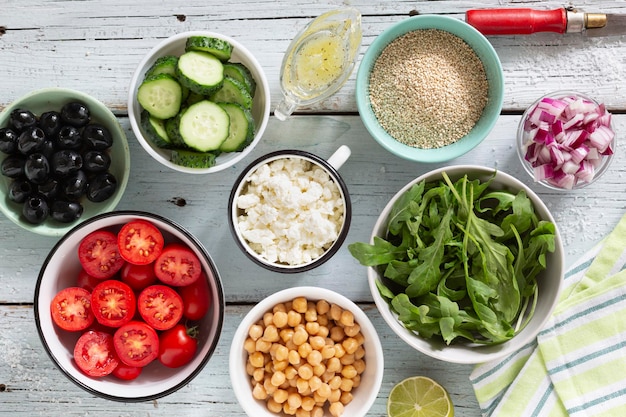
[{"left": 521, "top": 94, "right": 614, "bottom": 188}]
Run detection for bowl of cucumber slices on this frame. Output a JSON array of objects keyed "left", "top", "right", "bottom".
[{"left": 128, "top": 31, "right": 270, "bottom": 174}]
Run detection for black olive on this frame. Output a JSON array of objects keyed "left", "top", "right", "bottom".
[
  {"left": 61, "top": 102, "right": 90, "bottom": 127},
  {"left": 9, "top": 108, "right": 37, "bottom": 132},
  {"left": 17, "top": 126, "right": 46, "bottom": 155},
  {"left": 41, "top": 139, "right": 56, "bottom": 160},
  {"left": 8, "top": 178, "right": 34, "bottom": 203},
  {"left": 54, "top": 125, "right": 83, "bottom": 150},
  {"left": 24, "top": 153, "right": 50, "bottom": 184},
  {"left": 1, "top": 155, "right": 25, "bottom": 178},
  {"left": 39, "top": 111, "right": 63, "bottom": 137},
  {"left": 38, "top": 178, "right": 61, "bottom": 201},
  {"left": 50, "top": 200, "right": 83, "bottom": 223},
  {"left": 82, "top": 124, "right": 113, "bottom": 150},
  {"left": 51, "top": 149, "right": 83, "bottom": 176},
  {"left": 82, "top": 150, "right": 111, "bottom": 172},
  {"left": 0, "top": 128, "right": 18, "bottom": 154},
  {"left": 87, "top": 172, "right": 117, "bottom": 202},
  {"left": 22, "top": 194, "right": 49, "bottom": 224},
  {"left": 62, "top": 169, "right": 88, "bottom": 200}
]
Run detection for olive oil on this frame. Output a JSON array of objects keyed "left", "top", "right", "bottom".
[{"left": 275, "top": 8, "right": 361, "bottom": 120}]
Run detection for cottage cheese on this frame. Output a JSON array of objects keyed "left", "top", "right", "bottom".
[{"left": 236, "top": 157, "right": 345, "bottom": 265}]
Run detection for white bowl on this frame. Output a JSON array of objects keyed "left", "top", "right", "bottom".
[
  {"left": 34, "top": 211, "right": 224, "bottom": 401},
  {"left": 365, "top": 165, "right": 564, "bottom": 364},
  {"left": 229, "top": 286, "right": 384, "bottom": 417},
  {"left": 128, "top": 31, "right": 270, "bottom": 174}
]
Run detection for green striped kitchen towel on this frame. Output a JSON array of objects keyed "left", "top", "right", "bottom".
[{"left": 470, "top": 213, "right": 626, "bottom": 417}]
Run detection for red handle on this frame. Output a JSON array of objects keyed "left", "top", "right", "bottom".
[{"left": 466, "top": 8, "right": 567, "bottom": 35}]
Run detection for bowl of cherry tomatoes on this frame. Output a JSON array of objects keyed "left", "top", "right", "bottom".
[{"left": 34, "top": 210, "right": 224, "bottom": 402}]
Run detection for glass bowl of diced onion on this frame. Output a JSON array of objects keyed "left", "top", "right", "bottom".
[{"left": 516, "top": 91, "right": 616, "bottom": 190}]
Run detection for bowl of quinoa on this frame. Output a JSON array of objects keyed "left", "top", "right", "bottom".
[{"left": 355, "top": 15, "right": 504, "bottom": 163}]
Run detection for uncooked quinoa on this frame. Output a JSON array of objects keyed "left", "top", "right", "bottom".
[{"left": 368, "top": 29, "right": 488, "bottom": 149}]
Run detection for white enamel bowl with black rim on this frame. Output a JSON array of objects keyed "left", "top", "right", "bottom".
[
  {"left": 365, "top": 165, "right": 564, "bottom": 364},
  {"left": 34, "top": 211, "right": 224, "bottom": 402},
  {"left": 228, "top": 146, "right": 352, "bottom": 273}
]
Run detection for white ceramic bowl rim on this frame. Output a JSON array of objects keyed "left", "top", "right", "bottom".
[
  {"left": 229, "top": 286, "right": 384, "bottom": 417},
  {"left": 0, "top": 87, "right": 130, "bottom": 237},
  {"left": 355, "top": 15, "right": 504, "bottom": 163},
  {"left": 34, "top": 210, "right": 225, "bottom": 402},
  {"left": 368, "top": 165, "right": 565, "bottom": 364},
  {"left": 128, "top": 30, "right": 271, "bottom": 174},
  {"left": 227, "top": 149, "right": 352, "bottom": 273},
  {"left": 516, "top": 90, "right": 616, "bottom": 191}
]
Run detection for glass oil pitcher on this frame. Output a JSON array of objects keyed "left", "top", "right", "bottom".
[{"left": 274, "top": 8, "right": 362, "bottom": 121}]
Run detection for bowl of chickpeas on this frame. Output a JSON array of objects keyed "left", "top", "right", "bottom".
[{"left": 229, "top": 286, "right": 384, "bottom": 417}]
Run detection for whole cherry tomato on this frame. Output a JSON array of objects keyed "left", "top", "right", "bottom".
[
  {"left": 112, "top": 363, "right": 142, "bottom": 381},
  {"left": 178, "top": 272, "right": 212, "bottom": 321},
  {"left": 158, "top": 324, "right": 198, "bottom": 368}
]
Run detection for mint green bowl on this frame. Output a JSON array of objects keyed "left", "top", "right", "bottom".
[
  {"left": 0, "top": 88, "right": 130, "bottom": 236},
  {"left": 356, "top": 15, "right": 504, "bottom": 163}
]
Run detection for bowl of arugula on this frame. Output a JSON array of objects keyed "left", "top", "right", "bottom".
[{"left": 348, "top": 165, "right": 564, "bottom": 364}]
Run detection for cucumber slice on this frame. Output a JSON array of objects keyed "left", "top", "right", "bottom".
[
  {"left": 185, "top": 36, "right": 233, "bottom": 62},
  {"left": 137, "top": 73, "right": 183, "bottom": 119},
  {"left": 218, "top": 103, "right": 255, "bottom": 152},
  {"left": 223, "top": 62, "right": 257, "bottom": 98},
  {"left": 176, "top": 50, "right": 225, "bottom": 96},
  {"left": 210, "top": 77, "right": 253, "bottom": 109},
  {"left": 171, "top": 149, "right": 217, "bottom": 168},
  {"left": 178, "top": 100, "right": 230, "bottom": 152},
  {"left": 145, "top": 55, "right": 179, "bottom": 79},
  {"left": 165, "top": 114, "right": 186, "bottom": 148},
  {"left": 140, "top": 110, "right": 172, "bottom": 148}
]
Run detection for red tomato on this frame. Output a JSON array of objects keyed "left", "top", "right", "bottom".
[
  {"left": 120, "top": 262, "right": 157, "bottom": 291},
  {"left": 78, "top": 230, "right": 125, "bottom": 279},
  {"left": 73, "top": 330, "right": 119, "bottom": 377},
  {"left": 138, "top": 285, "right": 183, "bottom": 331},
  {"left": 76, "top": 268, "right": 102, "bottom": 292},
  {"left": 117, "top": 220, "right": 164, "bottom": 265},
  {"left": 154, "top": 243, "right": 202, "bottom": 286},
  {"left": 50, "top": 287, "right": 95, "bottom": 332},
  {"left": 158, "top": 324, "right": 198, "bottom": 368},
  {"left": 111, "top": 363, "right": 142, "bottom": 381},
  {"left": 91, "top": 280, "right": 136, "bottom": 328},
  {"left": 113, "top": 321, "right": 159, "bottom": 367},
  {"left": 178, "top": 272, "right": 212, "bottom": 321}
]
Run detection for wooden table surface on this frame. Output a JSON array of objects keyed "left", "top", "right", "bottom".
[{"left": 1, "top": 1, "right": 625, "bottom": 416}]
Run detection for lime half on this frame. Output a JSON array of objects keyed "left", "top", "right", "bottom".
[{"left": 387, "top": 376, "right": 454, "bottom": 417}]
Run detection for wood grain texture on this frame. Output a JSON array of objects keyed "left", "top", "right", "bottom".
[{"left": 1, "top": 0, "right": 626, "bottom": 415}]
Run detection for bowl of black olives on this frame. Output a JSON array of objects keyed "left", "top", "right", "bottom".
[{"left": 0, "top": 88, "right": 130, "bottom": 236}]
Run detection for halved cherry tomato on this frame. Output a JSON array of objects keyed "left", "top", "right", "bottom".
[
  {"left": 111, "top": 363, "right": 142, "bottom": 381},
  {"left": 154, "top": 243, "right": 202, "bottom": 287},
  {"left": 50, "top": 287, "right": 95, "bottom": 332},
  {"left": 113, "top": 321, "right": 159, "bottom": 367},
  {"left": 78, "top": 230, "right": 125, "bottom": 279},
  {"left": 178, "top": 272, "right": 212, "bottom": 321},
  {"left": 120, "top": 262, "right": 157, "bottom": 291},
  {"left": 158, "top": 324, "right": 198, "bottom": 368},
  {"left": 91, "top": 280, "right": 136, "bottom": 328},
  {"left": 73, "top": 330, "right": 119, "bottom": 377},
  {"left": 76, "top": 268, "right": 102, "bottom": 293},
  {"left": 138, "top": 284, "right": 183, "bottom": 331},
  {"left": 117, "top": 220, "right": 164, "bottom": 265}
]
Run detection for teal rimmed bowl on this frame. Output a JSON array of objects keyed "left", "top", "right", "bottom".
[{"left": 356, "top": 15, "right": 504, "bottom": 163}]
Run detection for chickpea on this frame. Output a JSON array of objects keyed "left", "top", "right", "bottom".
[
  {"left": 264, "top": 377, "right": 278, "bottom": 395},
  {"left": 298, "top": 364, "right": 313, "bottom": 380},
  {"left": 249, "top": 351, "right": 265, "bottom": 368},
  {"left": 296, "top": 377, "right": 309, "bottom": 394},
  {"left": 305, "top": 306, "right": 317, "bottom": 322},
  {"left": 305, "top": 321, "right": 320, "bottom": 335},
  {"left": 329, "top": 401, "right": 345, "bottom": 417},
  {"left": 311, "top": 406, "right": 324, "bottom": 417},
  {"left": 298, "top": 342, "right": 312, "bottom": 359},
  {"left": 287, "top": 310, "right": 302, "bottom": 327},
  {"left": 328, "top": 375, "right": 342, "bottom": 390},
  {"left": 293, "top": 326, "right": 308, "bottom": 346},
  {"left": 316, "top": 325, "right": 329, "bottom": 338},
  {"left": 317, "top": 382, "right": 331, "bottom": 399},
  {"left": 246, "top": 361, "right": 255, "bottom": 376},
  {"left": 352, "top": 374, "right": 361, "bottom": 388},
  {"left": 252, "top": 383, "right": 267, "bottom": 400},
  {"left": 309, "top": 335, "right": 325, "bottom": 351},
  {"left": 313, "top": 363, "right": 326, "bottom": 377},
  {"left": 301, "top": 396, "right": 316, "bottom": 411},
  {"left": 287, "top": 392, "right": 302, "bottom": 409},
  {"left": 340, "top": 353, "right": 355, "bottom": 366},
  {"left": 249, "top": 324, "right": 263, "bottom": 341},
  {"left": 253, "top": 367, "right": 265, "bottom": 382},
  {"left": 329, "top": 388, "right": 341, "bottom": 403},
  {"left": 342, "top": 337, "right": 359, "bottom": 354},
  {"left": 271, "top": 370, "right": 286, "bottom": 387},
  {"left": 244, "top": 337, "right": 256, "bottom": 354},
  {"left": 326, "top": 357, "right": 341, "bottom": 373},
  {"left": 307, "top": 350, "right": 323, "bottom": 367},
  {"left": 273, "top": 303, "right": 287, "bottom": 313},
  {"left": 321, "top": 345, "right": 336, "bottom": 360},
  {"left": 267, "top": 398, "right": 282, "bottom": 413},
  {"left": 285, "top": 365, "right": 298, "bottom": 380},
  {"left": 329, "top": 326, "right": 345, "bottom": 342},
  {"left": 322, "top": 370, "right": 336, "bottom": 383},
  {"left": 273, "top": 310, "right": 288, "bottom": 328},
  {"left": 296, "top": 409, "right": 311, "bottom": 417},
  {"left": 341, "top": 364, "right": 358, "bottom": 379},
  {"left": 339, "top": 377, "right": 354, "bottom": 392},
  {"left": 354, "top": 358, "right": 366, "bottom": 375},
  {"left": 344, "top": 323, "right": 360, "bottom": 337},
  {"left": 288, "top": 349, "right": 301, "bottom": 365},
  {"left": 308, "top": 375, "right": 322, "bottom": 392},
  {"left": 330, "top": 303, "right": 342, "bottom": 321},
  {"left": 273, "top": 360, "right": 288, "bottom": 372},
  {"left": 355, "top": 345, "right": 365, "bottom": 360},
  {"left": 273, "top": 388, "right": 288, "bottom": 404},
  {"left": 340, "top": 391, "right": 353, "bottom": 405},
  {"left": 333, "top": 343, "right": 346, "bottom": 359},
  {"left": 292, "top": 297, "right": 308, "bottom": 313},
  {"left": 263, "top": 324, "right": 280, "bottom": 342},
  {"left": 255, "top": 338, "right": 272, "bottom": 353},
  {"left": 339, "top": 310, "right": 354, "bottom": 327},
  {"left": 316, "top": 299, "right": 330, "bottom": 315},
  {"left": 280, "top": 328, "right": 294, "bottom": 343},
  {"left": 263, "top": 311, "right": 274, "bottom": 327}
]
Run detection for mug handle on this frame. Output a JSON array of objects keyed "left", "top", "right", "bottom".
[{"left": 327, "top": 145, "right": 351, "bottom": 170}]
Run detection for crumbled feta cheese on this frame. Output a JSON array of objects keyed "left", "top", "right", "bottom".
[{"left": 236, "top": 157, "right": 345, "bottom": 266}]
